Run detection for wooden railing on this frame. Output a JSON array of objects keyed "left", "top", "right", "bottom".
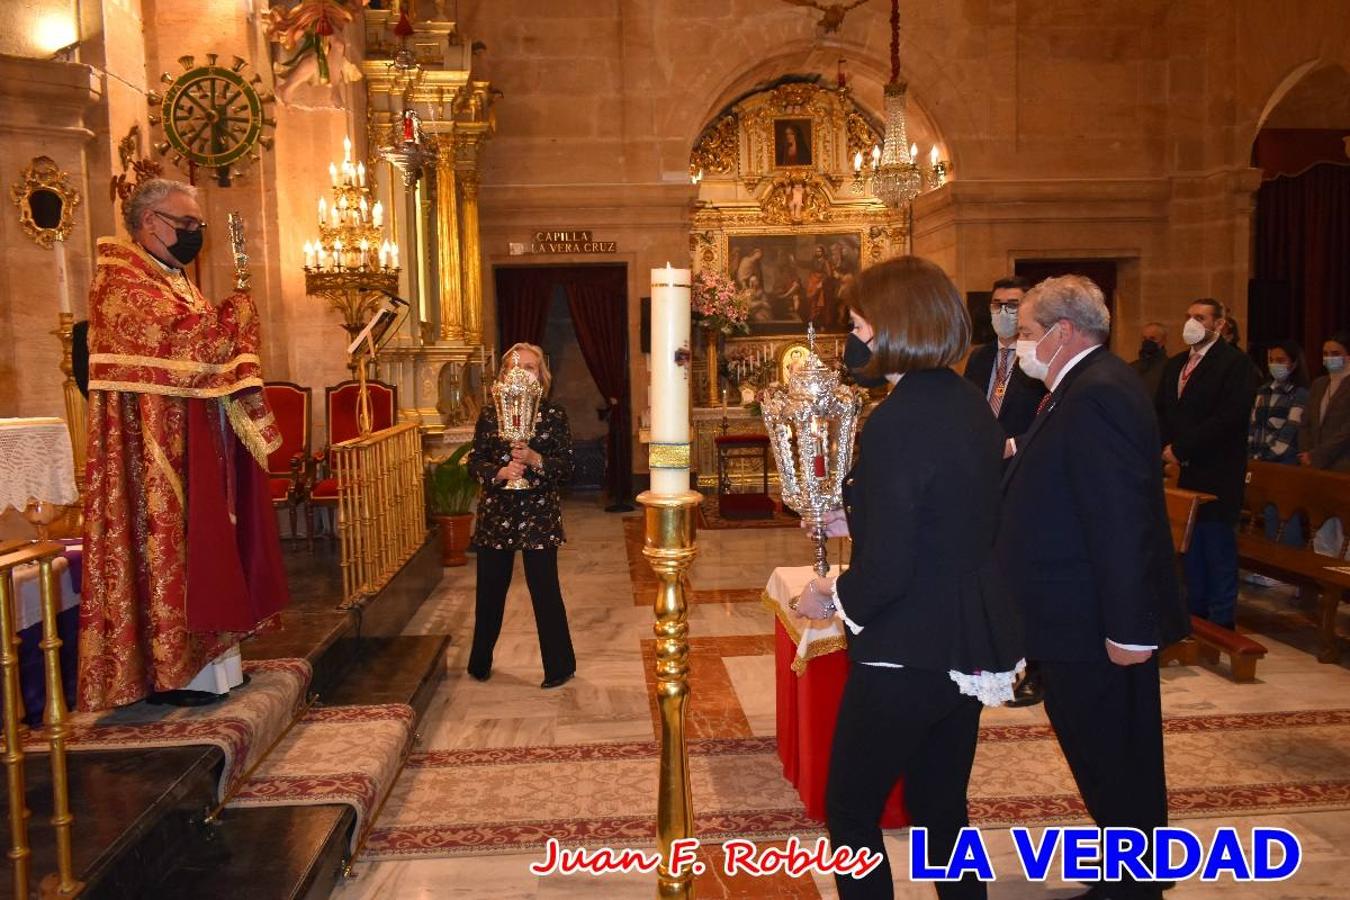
[
  {"left": 331, "top": 422, "right": 427, "bottom": 606},
  {"left": 0, "top": 539, "right": 82, "bottom": 898}
]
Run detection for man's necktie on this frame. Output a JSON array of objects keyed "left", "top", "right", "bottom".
[
  {"left": 1178, "top": 352, "right": 1201, "bottom": 396},
  {"left": 990, "top": 348, "right": 1013, "bottom": 416}
]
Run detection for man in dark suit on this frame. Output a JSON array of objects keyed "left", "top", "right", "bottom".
[
  {"left": 997, "top": 275, "right": 1188, "bottom": 900},
  {"left": 964, "top": 275, "right": 1047, "bottom": 706},
  {"left": 1129, "top": 321, "right": 1169, "bottom": 400},
  {"left": 1155, "top": 299, "right": 1259, "bottom": 630},
  {"left": 964, "top": 276, "right": 1047, "bottom": 455}
]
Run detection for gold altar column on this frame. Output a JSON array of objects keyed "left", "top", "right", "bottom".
[
  {"left": 457, "top": 169, "right": 484, "bottom": 345},
  {"left": 435, "top": 143, "right": 465, "bottom": 342}
]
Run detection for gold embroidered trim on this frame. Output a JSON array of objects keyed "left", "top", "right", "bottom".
[
  {"left": 145, "top": 432, "right": 184, "bottom": 511},
  {"left": 225, "top": 397, "right": 274, "bottom": 469},
  {"left": 649, "top": 442, "right": 691, "bottom": 468},
  {"left": 87, "top": 377, "right": 265, "bottom": 399},
  {"left": 89, "top": 352, "right": 262, "bottom": 375},
  {"left": 760, "top": 590, "right": 848, "bottom": 675}
]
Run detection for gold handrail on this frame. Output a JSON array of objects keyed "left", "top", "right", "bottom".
[
  {"left": 331, "top": 422, "right": 427, "bottom": 607},
  {"left": 0, "top": 540, "right": 84, "bottom": 897}
]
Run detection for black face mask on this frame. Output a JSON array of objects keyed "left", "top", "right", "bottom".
[
  {"left": 843, "top": 333, "right": 887, "bottom": 388},
  {"left": 164, "top": 226, "right": 204, "bottom": 266},
  {"left": 1138, "top": 339, "right": 1162, "bottom": 359}
]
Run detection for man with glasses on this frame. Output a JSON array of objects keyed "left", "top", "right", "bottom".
[
  {"left": 963, "top": 275, "right": 1047, "bottom": 707},
  {"left": 78, "top": 178, "right": 290, "bottom": 711}
]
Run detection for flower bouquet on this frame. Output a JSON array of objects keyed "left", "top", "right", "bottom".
[{"left": 691, "top": 271, "right": 750, "bottom": 336}]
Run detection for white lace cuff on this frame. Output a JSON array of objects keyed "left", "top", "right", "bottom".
[
  {"left": 831, "top": 578, "right": 863, "bottom": 636},
  {"left": 948, "top": 658, "right": 1026, "bottom": 707}
]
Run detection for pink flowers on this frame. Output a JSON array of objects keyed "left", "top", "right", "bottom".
[{"left": 692, "top": 271, "right": 750, "bottom": 335}]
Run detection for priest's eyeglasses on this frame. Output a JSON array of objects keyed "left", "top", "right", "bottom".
[{"left": 153, "top": 210, "right": 208, "bottom": 232}]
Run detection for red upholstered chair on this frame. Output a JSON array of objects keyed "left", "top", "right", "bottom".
[
  {"left": 261, "top": 381, "right": 312, "bottom": 544},
  {"left": 310, "top": 380, "right": 399, "bottom": 543}
]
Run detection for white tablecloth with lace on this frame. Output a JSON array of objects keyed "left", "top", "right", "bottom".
[{"left": 0, "top": 417, "right": 79, "bottom": 513}]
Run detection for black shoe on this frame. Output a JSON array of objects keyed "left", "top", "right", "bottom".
[
  {"left": 1004, "top": 673, "right": 1044, "bottom": 708},
  {"left": 541, "top": 671, "right": 575, "bottom": 689},
  {"left": 467, "top": 668, "right": 491, "bottom": 683},
  {"left": 146, "top": 689, "right": 228, "bottom": 708}
]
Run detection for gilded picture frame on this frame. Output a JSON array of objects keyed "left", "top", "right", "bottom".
[
  {"left": 11, "top": 156, "right": 81, "bottom": 248},
  {"left": 727, "top": 230, "right": 863, "bottom": 335}
]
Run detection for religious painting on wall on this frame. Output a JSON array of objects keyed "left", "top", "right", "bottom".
[
  {"left": 727, "top": 232, "right": 861, "bottom": 334},
  {"left": 773, "top": 119, "right": 813, "bottom": 167}
]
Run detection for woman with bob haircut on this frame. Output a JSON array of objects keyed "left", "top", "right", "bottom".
[
  {"left": 465, "top": 342, "right": 577, "bottom": 689},
  {"left": 793, "top": 256, "right": 1024, "bottom": 899}
]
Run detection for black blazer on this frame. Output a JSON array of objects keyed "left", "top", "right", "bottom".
[
  {"left": 836, "top": 368, "right": 1023, "bottom": 673},
  {"left": 963, "top": 341, "right": 1047, "bottom": 443},
  {"left": 1155, "top": 339, "right": 1260, "bottom": 523},
  {"left": 997, "top": 348, "right": 1187, "bottom": 662}
]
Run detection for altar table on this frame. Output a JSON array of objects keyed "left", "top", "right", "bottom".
[{"left": 763, "top": 565, "right": 907, "bottom": 827}]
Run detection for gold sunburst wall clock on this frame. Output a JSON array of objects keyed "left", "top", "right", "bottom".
[{"left": 148, "top": 54, "right": 276, "bottom": 187}]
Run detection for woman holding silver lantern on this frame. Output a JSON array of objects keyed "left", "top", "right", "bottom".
[
  {"left": 792, "top": 256, "right": 1024, "bottom": 899},
  {"left": 465, "top": 342, "right": 577, "bottom": 689}
]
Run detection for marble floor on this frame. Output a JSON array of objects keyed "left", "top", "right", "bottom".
[{"left": 333, "top": 498, "right": 1350, "bottom": 899}]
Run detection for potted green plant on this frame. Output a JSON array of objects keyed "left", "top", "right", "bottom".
[{"left": 428, "top": 442, "right": 479, "bottom": 566}]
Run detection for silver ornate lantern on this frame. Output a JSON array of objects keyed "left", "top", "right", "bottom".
[
  {"left": 491, "top": 351, "right": 544, "bottom": 490},
  {"left": 761, "top": 325, "right": 864, "bottom": 576}
]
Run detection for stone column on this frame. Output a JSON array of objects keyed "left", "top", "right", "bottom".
[
  {"left": 435, "top": 142, "right": 465, "bottom": 341},
  {"left": 458, "top": 168, "right": 484, "bottom": 345}
]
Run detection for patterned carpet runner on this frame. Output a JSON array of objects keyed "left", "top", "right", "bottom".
[
  {"left": 228, "top": 703, "right": 415, "bottom": 852},
  {"left": 361, "top": 709, "right": 1350, "bottom": 861},
  {"left": 23, "top": 658, "right": 311, "bottom": 797}
]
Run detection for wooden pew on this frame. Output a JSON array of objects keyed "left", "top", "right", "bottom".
[
  {"left": 1160, "top": 486, "right": 1271, "bottom": 680},
  {"left": 1237, "top": 461, "right": 1350, "bottom": 663}
]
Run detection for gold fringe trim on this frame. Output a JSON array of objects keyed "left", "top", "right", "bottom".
[
  {"left": 224, "top": 397, "right": 277, "bottom": 470},
  {"left": 760, "top": 590, "right": 848, "bottom": 675}
]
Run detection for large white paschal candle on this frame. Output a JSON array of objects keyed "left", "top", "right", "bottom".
[{"left": 649, "top": 262, "right": 692, "bottom": 495}]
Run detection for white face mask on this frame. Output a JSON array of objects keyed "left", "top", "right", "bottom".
[
  {"left": 1182, "top": 317, "right": 1210, "bottom": 346},
  {"left": 990, "top": 308, "right": 1019, "bottom": 340},
  {"left": 1267, "top": 363, "right": 1291, "bottom": 382},
  {"left": 1016, "top": 324, "right": 1061, "bottom": 384},
  {"left": 1326, "top": 356, "right": 1347, "bottom": 374}
]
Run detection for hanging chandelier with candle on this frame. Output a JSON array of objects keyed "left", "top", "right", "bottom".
[
  {"left": 303, "top": 135, "right": 401, "bottom": 371},
  {"left": 851, "top": 0, "right": 950, "bottom": 208}
]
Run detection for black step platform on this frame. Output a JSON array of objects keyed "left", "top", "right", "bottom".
[{"left": 4, "top": 536, "right": 449, "bottom": 900}]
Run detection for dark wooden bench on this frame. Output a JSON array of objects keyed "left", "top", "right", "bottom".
[
  {"left": 1159, "top": 486, "right": 1272, "bottom": 680},
  {"left": 1238, "top": 461, "right": 1350, "bottom": 663}
]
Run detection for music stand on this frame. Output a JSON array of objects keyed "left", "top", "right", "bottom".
[{"left": 346, "top": 297, "right": 408, "bottom": 436}]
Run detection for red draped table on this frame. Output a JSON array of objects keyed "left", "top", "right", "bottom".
[{"left": 763, "top": 565, "right": 906, "bottom": 827}]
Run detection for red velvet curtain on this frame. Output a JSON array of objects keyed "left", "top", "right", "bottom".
[
  {"left": 563, "top": 268, "right": 632, "bottom": 505},
  {"left": 1252, "top": 163, "right": 1350, "bottom": 359},
  {"left": 494, "top": 267, "right": 555, "bottom": 350}
]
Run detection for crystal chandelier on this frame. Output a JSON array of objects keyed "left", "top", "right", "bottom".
[{"left": 851, "top": 0, "right": 949, "bottom": 209}]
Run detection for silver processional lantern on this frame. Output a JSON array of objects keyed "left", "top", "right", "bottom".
[
  {"left": 492, "top": 350, "right": 544, "bottom": 490},
  {"left": 761, "top": 324, "right": 864, "bottom": 576}
]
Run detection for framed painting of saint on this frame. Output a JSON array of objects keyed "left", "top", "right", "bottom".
[
  {"left": 727, "top": 232, "right": 861, "bottom": 335},
  {"left": 773, "top": 119, "right": 812, "bottom": 167}
]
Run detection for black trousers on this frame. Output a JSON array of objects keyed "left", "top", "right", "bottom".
[
  {"left": 1041, "top": 656, "right": 1168, "bottom": 900},
  {"left": 468, "top": 547, "right": 576, "bottom": 681},
  {"left": 826, "top": 665, "right": 986, "bottom": 900}
]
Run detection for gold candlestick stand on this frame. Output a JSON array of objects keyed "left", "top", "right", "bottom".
[{"left": 637, "top": 489, "right": 701, "bottom": 898}]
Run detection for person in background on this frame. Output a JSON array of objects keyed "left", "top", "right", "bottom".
[
  {"left": 1299, "top": 333, "right": 1350, "bottom": 558},
  {"left": 1155, "top": 299, "right": 1259, "bottom": 631},
  {"left": 1220, "top": 315, "right": 1242, "bottom": 349},
  {"left": 466, "top": 342, "right": 577, "bottom": 689},
  {"left": 795, "top": 256, "right": 1023, "bottom": 900},
  {"left": 1248, "top": 340, "right": 1310, "bottom": 556},
  {"left": 1130, "top": 322, "right": 1169, "bottom": 400},
  {"left": 1299, "top": 332, "right": 1350, "bottom": 472}
]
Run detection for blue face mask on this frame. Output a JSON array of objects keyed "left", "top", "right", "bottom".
[
  {"left": 1326, "top": 355, "right": 1347, "bottom": 374},
  {"left": 1267, "top": 363, "right": 1291, "bottom": 382}
]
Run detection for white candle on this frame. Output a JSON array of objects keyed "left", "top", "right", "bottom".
[
  {"left": 379, "top": 241, "right": 389, "bottom": 268},
  {"left": 909, "top": 142, "right": 918, "bottom": 163},
  {"left": 358, "top": 238, "right": 370, "bottom": 268},
  {"left": 343, "top": 136, "right": 352, "bottom": 162},
  {"left": 390, "top": 243, "right": 399, "bottom": 269},
  {"left": 357, "top": 161, "right": 366, "bottom": 187},
  {"left": 317, "top": 245, "right": 328, "bottom": 269},
  {"left": 372, "top": 201, "right": 383, "bottom": 228},
  {"left": 54, "top": 240, "right": 72, "bottom": 314},
  {"left": 303, "top": 240, "right": 315, "bottom": 269},
  {"left": 329, "top": 163, "right": 337, "bottom": 186},
  {"left": 318, "top": 197, "right": 327, "bottom": 227},
  {"left": 649, "top": 262, "right": 692, "bottom": 495},
  {"left": 333, "top": 238, "right": 344, "bottom": 268},
  {"left": 930, "top": 145, "right": 940, "bottom": 167},
  {"left": 359, "top": 196, "right": 369, "bottom": 220},
  {"left": 853, "top": 151, "right": 863, "bottom": 172}
]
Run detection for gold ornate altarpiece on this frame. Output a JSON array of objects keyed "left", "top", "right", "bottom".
[
  {"left": 685, "top": 82, "right": 906, "bottom": 487},
  {"left": 359, "top": 11, "right": 497, "bottom": 458}
]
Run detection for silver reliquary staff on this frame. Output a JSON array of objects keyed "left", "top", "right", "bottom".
[
  {"left": 761, "top": 324, "right": 864, "bottom": 576},
  {"left": 492, "top": 350, "right": 544, "bottom": 490}
]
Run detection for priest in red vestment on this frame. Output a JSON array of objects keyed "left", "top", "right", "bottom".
[{"left": 79, "top": 178, "right": 290, "bottom": 710}]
